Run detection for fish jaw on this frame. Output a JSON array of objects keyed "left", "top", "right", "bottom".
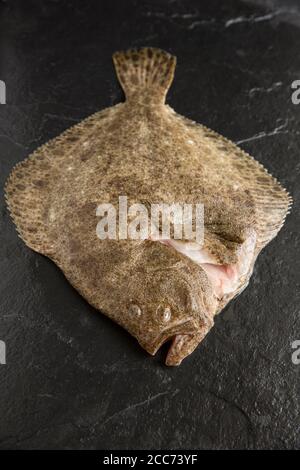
[
  {"left": 140, "top": 317, "right": 213, "bottom": 366},
  {"left": 165, "top": 319, "right": 213, "bottom": 366}
]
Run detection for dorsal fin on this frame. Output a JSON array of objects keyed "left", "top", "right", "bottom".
[
  {"left": 199, "top": 124, "right": 293, "bottom": 250},
  {"left": 170, "top": 112, "right": 292, "bottom": 252},
  {"left": 4, "top": 107, "right": 116, "bottom": 256},
  {"left": 113, "top": 47, "right": 176, "bottom": 105}
]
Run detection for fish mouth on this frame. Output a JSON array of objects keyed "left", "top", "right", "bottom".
[{"left": 142, "top": 318, "right": 210, "bottom": 366}]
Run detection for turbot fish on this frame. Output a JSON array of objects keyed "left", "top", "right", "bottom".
[{"left": 5, "top": 48, "right": 292, "bottom": 365}]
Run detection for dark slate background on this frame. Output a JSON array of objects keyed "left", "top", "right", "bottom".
[{"left": 0, "top": 0, "right": 299, "bottom": 450}]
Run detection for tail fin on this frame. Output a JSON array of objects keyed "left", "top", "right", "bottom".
[{"left": 113, "top": 47, "right": 176, "bottom": 105}]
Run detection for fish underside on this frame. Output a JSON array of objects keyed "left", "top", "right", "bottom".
[{"left": 5, "top": 47, "right": 292, "bottom": 365}]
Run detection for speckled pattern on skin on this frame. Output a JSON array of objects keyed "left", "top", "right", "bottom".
[{"left": 5, "top": 47, "right": 292, "bottom": 366}]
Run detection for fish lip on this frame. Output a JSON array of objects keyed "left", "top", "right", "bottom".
[{"left": 142, "top": 318, "right": 198, "bottom": 356}]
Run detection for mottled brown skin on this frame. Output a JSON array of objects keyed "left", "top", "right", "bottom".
[{"left": 5, "top": 48, "right": 292, "bottom": 365}]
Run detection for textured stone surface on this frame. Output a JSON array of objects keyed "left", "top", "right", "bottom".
[{"left": 0, "top": 0, "right": 299, "bottom": 450}]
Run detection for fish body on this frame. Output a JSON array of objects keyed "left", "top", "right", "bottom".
[{"left": 5, "top": 48, "right": 292, "bottom": 365}]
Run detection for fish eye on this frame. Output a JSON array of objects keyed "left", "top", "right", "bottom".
[
  {"left": 156, "top": 305, "right": 172, "bottom": 323},
  {"left": 128, "top": 303, "right": 142, "bottom": 317}
]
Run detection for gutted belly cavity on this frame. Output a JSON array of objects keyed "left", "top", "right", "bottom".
[{"left": 159, "top": 234, "right": 256, "bottom": 298}]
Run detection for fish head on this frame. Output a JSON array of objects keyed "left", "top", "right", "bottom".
[{"left": 124, "top": 264, "right": 216, "bottom": 366}]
